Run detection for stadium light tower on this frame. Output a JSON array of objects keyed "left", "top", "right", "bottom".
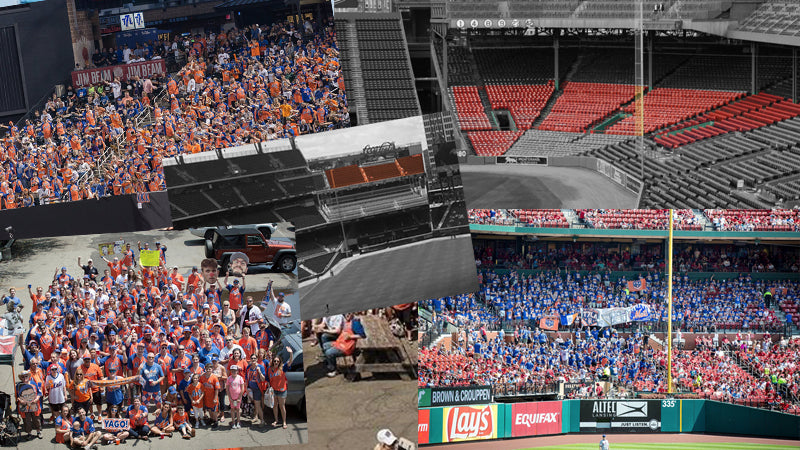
[{"left": 635, "top": 0, "right": 646, "bottom": 183}]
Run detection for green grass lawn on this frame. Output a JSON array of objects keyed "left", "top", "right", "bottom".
[{"left": 523, "top": 444, "right": 799, "bottom": 450}]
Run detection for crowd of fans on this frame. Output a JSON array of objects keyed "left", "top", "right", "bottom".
[
  {"left": 705, "top": 209, "right": 800, "bottom": 232},
  {"left": 419, "top": 325, "right": 663, "bottom": 398},
  {"left": 0, "top": 18, "right": 348, "bottom": 208},
  {"left": 419, "top": 295, "right": 800, "bottom": 413},
  {"left": 472, "top": 269, "right": 788, "bottom": 332},
  {"left": 468, "top": 208, "right": 800, "bottom": 231},
  {"left": 1, "top": 239, "right": 298, "bottom": 444},
  {"left": 474, "top": 241, "right": 800, "bottom": 274}
]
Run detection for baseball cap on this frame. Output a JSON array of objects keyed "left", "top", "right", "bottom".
[
  {"left": 229, "top": 364, "right": 239, "bottom": 371},
  {"left": 168, "top": 386, "right": 177, "bottom": 394},
  {"left": 377, "top": 429, "right": 397, "bottom": 446},
  {"left": 211, "top": 355, "right": 218, "bottom": 362},
  {"left": 183, "top": 327, "right": 191, "bottom": 332}
]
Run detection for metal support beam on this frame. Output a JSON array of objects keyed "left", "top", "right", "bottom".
[
  {"left": 751, "top": 42, "right": 758, "bottom": 95},
  {"left": 442, "top": 36, "right": 448, "bottom": 90},
  {"left": 554, "top": 29, "right": 560, "bottom": 90},
  {"left": 794, "top": 48, "right": 798, "bottom": 104},
  {"left": 648, "top": 30, "right": 654, "bottom": 90}
]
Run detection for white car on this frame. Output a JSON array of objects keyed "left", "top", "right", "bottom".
[{"left": 190, "top": 223, "right": 280, "bottom": 240}]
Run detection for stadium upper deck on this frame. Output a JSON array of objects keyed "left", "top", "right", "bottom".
[{"left": 469, "top": 208, "right": 800, "bottom": 232}]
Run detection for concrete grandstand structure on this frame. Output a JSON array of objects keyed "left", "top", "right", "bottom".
[
  {"left": 164, "top": 117, "right": 478, "bottom": 319},
  {"left": 337, "top": 1, "right": 800, "bottom": 209}
]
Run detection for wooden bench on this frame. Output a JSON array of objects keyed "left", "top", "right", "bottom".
[{"left": 337, "top": 315, "right": 416, "bottom": 381}]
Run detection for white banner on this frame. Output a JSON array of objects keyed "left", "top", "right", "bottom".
[{"left": 120, "top": 12, "right": 144, "bottom": 31}]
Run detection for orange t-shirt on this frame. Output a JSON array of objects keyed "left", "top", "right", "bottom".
[
  {"left": 81, "top": 363, "right": 104, "bottom": 393},
  {"left": 199, "top": 373, "right": 219, "bottom": 407},
  {"left": 238, "top": 336, "right": 257, "bottom": 360},
  {"left": 187, "top": 383, "right": 203, "bottom": 406},
  {"left": 172, "top": 411, "right": 188, "bottom": 426},
  {"left": 71, "top": 379, "right": 93, "bottom": 403}
]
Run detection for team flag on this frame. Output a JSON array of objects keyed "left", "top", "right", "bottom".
[
  {"left": 559, "top": 313, "right": 578, "bottom": 326},
  {"left": 627, "top": 278, "right": 647, "bottom": 292},
  {"left": 539, "top": 316, "right": 559, "bottom": 331},
  {"left": 0, "top": 335, "right": 15, "bottom": 356}
]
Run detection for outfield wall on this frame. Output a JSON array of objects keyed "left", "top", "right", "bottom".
[
  {"left": 459, "top": 155, "right": 642, "bottom": 196},
  {"left": 418, "top": 399, "right": 800, "bottom": 444}
]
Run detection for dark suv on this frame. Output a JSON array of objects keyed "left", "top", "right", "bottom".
[{"left": 204, "top": 228, "right": 296, "bottom": 273}]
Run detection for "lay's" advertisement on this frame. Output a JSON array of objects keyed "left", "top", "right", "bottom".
[{"left": 442, "top": 404, "right": 498, "bottom": 443}]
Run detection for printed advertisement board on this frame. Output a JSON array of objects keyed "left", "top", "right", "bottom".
[
  {"left": 418, "top": 409, "right": 430, "bottom": 444},
  {"left": 579, "top": 400, "right": 661, "bottom": 432},
  {"left": 442, "top": 404, "right": 497, "bottom": 443},
  {"left": 429, "top": 386, "right": 492, "bottom": 407},
  {"left": 511, "top": 401, "right": 562, "bottom": 437},
  {"left": 71, "top": 60, "right": 166, "bottom": 88}
]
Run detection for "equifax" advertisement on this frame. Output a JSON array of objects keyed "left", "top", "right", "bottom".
[{"left": 511, "top": 401, "right": 562, "bottom": 437}]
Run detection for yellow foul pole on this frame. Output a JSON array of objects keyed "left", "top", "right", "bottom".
[{"left": 667, "top": 209, "right": 674, "bottom": 394}]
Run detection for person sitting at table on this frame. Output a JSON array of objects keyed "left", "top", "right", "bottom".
[{"left": 321, "top": 312, "right": 361, "bottom": 378}]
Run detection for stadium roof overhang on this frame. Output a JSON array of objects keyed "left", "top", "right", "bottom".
[
  {"left": 215, "top": 0, "right": 323, "bottom": 11},
  {"left": 470, "top": 225, "right": 800, "bottom": 245},
  {"left": 445, "top": 16, "right": 800, "bottom": 47}
]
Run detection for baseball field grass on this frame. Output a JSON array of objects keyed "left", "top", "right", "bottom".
[{"left": 525, "top": 444, "right": 799, "bottom": 450}]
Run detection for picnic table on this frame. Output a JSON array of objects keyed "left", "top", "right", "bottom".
[{"left": 337, "top": 315, "right": 416, "bottom": 381}]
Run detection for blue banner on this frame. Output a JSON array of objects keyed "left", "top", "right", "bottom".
[{"left": 115, "top": 28, "right": 167, "bottom": 48}]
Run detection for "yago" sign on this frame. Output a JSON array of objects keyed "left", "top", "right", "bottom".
[{"left": 102, "top": 418, "right": 130, "bottom": 431}]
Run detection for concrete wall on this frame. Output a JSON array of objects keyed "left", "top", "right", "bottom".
[{"left": 0, "top": 0, "right": 74, "bottom": 115}]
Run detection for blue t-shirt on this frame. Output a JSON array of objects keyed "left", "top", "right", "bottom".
[
  {"left": 139, "top": 362, "right": 164, "bottom": 393},
  {"left": 105, "top": 379, "right": 125, "bottom": 405}
]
